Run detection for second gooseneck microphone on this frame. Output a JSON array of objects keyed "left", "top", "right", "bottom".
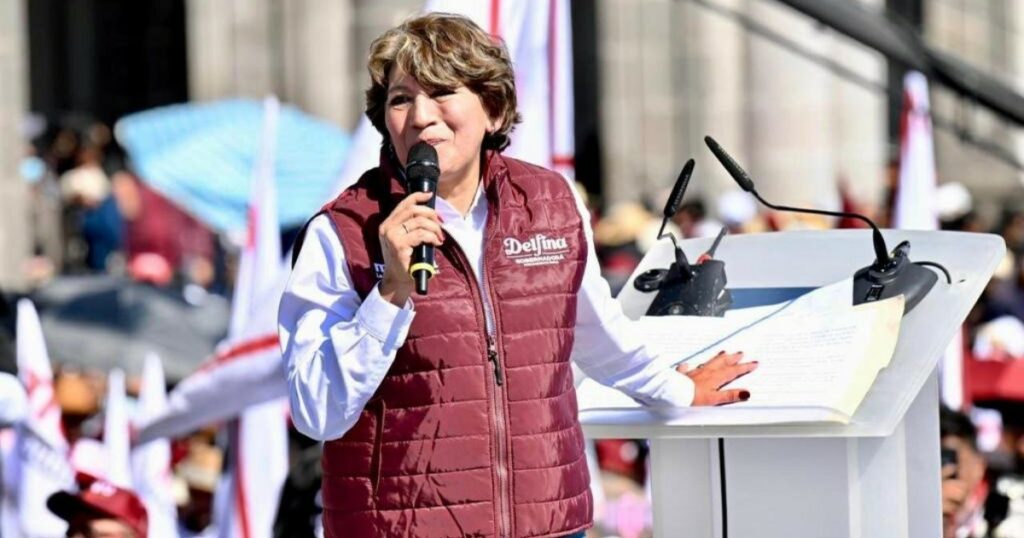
[
  {"left": 703, "top": 135, "right": 947, "bottom": 313},
  {"left": 704, "top": 136, "right": 892, "bottom": 267},
  {"left": 405, "top": 142, "right": 440, "bottom": 295}
]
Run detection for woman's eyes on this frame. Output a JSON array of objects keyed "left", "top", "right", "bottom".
[
  {"left": 388, "top": 89, "right": 456, "bottom": 107},
  {"left": 388, "top": 95, "right": 411, "bottom": 106}
]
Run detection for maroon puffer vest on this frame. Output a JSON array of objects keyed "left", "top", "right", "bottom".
[{"left": 318, "top": 150, "right": 593, "bottom": 538}]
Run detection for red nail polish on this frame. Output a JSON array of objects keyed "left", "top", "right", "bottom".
[{"left": 740, "top": 391, "right": 750, "bottom": 401}]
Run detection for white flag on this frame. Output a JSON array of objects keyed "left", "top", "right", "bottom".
[
  {"left": 214, "top": 96, "right": 290, "bottom": 538},
  {"left": 893, "top": 71, "right": 938, "bottom": 230},
  {"left": 330, "top": 0, "right": 576, "bottom": 195},
  {"left": 892, "top": 71, "right": 962, "bottom": 409},
  {"left": 134, "top": 301, "right": 287, "bottom": 445},
  {"left": 134, "top": 99, "right": 289, "bottom": 447},
  {"left": 132, "top": 353, "right": 181, "bottom": 538},
  {"left": 13, "top": 299, "right": 73, "bottom": 537},
  {"left": 102, "top": 368, "right": 132, "bottom": 488}
]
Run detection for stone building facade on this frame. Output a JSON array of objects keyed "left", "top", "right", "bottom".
[{"left": 2, "top": 0, "right": 1022, "bottom": 288}]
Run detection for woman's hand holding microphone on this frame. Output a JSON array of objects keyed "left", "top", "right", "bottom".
[{"left": 378, "top": 192, "right": 445, "bottom": 307}]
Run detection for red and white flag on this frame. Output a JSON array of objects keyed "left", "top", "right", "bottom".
[
  {"left": 893, "top": 71, "right": 963, "bottom": 409},
  {"left": 133, "top": 299, "right": 287, "bottom": 445},
  {"left": 131, "top": 352, "right": 179, "bottom": 538},
  {"left": 331, "top": 0, "right": 576, "bottom": 195},
  {"left": 893, "top": 71, "right": 938, "bottom": 230},
  {"left": 213, "top": 96, "right": 290, "bottom": 538},
  {"left": 134, "top": 97, "right": 290, "bottom": 447},
  {"left": 10, "top": 299, "right": 74, "bottom": 537}
]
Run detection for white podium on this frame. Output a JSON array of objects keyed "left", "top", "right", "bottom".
[{"left": 578, "top": 230, "right": 1005, "bottom": 538}]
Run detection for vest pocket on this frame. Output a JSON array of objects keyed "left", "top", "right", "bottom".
[{"left": 370, "top": 399, "right": 386, "bottom": 495}]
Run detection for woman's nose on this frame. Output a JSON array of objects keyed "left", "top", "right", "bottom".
[{"left": 411, "top": 95, "right": 440, "bottom": 129}]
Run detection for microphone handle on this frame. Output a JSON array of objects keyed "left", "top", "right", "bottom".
[
  {"left": 410, "top": 244, "right": 436, "bottom": 295},
  {"left": 408, "top": 180, "right": 438, "bottom": 295}
]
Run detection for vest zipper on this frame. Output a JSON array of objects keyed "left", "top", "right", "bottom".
[
  {"left": 486, "top": 334, "right": 512, "bottom": 538},
  {"left": 487, "top": 339, "right": 504, "bottom": 385},
  {"left": 482, "top": 269, "right": 513, "bottom": 538},
  {"left": 443, "top": 239, "right": 513, "bottom": 538}
]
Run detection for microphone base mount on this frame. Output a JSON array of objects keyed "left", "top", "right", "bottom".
[
  {"left": 634, "top": 259, "right": 734, "bottom": 317},
  {"left": 851, "top": 241, "right": 937, "bottom": 313}
]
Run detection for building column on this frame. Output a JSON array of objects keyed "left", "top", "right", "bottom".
[
  {"left": 0, "top": 0, "right": 30, "bottom": 291},
  {"left": 280, "top": 0, "right": 356, "bottom": 127},
  {"left": 186, "top": 0, "right": 277, "bottom": 101},
  {"left": 678, "top": 0, "right": 748, "bottom": 204},
  {"left": 745, "top": 1, "right": 837, "bottom": 211},
  {"left": 829, "top": 0, "right": 886, "bottom": 212},
  {"left": 598, "top": 0, "right": 678, "bottom": 207}
]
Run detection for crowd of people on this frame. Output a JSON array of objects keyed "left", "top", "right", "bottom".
[
  {"left": 4, "top": 126, "right": 1024, "bottom": 537},
  {"left": 3, "top": 25, "right": 1024, "bottom": 536},
  {"left": 18, "top": 118, "right": 225, "bottom": 296}
]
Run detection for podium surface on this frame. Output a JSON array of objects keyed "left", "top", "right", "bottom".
[{"left": 577, "top": 230, "right": 1004, "bottom": 537}]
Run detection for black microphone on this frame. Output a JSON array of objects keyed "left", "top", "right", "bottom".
[
  {"left": 703, "top": 135, "right": 948, "bottom": 313},
  {"left": 658, "top": 159, "right": 695, "bottom": 275},
  {"left": 405, "top": 142, "right": 440, "bottom": 295},
  {"left": 704, "top": 136, "right": 890, "bottom": 266},
  {"left": 633, "top": 159, "right": 733, "bottom": 317},
  {"left": 659, "top": 159, "right": 694, "bottom": 237}
]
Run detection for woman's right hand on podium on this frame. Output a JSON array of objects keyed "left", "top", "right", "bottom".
[{"left": 677, "top": 351, "right": 756, "bottom": 406}]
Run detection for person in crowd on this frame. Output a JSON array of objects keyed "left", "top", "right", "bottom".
[
  {"left": 593, "top": 202, "right": 653, "bottom": 294},
  {"left": 984, "top": 255, "right": 1024, "bottom": 324},
  {"left": 997, "top": 209, "right": 1024, "bottom": 256},
  {"left": 174, "top": 440, "right": 220, "bottom": 538},
  {"left": 940, "top": 405, "right": 989, "bottom": 538},
  {"left": 55, "top": 370, "right": 102, "bottom": 447},
  {"left": 937, "top": 182, "right": 985, "bottom": 233},
  {"left": 279, "top": 13, "right": 756, "bottom": 538},
  {"left": 47, "top": 473, "right": 148, "bottom": 538},
  {"left": 111, "top": 170, "right": 217, "bottom": 290},
  {"left": 60, "top": 143, "right": 123, "bottom": 272}
]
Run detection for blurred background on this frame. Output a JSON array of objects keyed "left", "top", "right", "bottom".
[{"left": 1, "top": 1, "right": 1024, "bottom": 537}]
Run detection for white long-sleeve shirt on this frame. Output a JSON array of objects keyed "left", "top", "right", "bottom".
[{"left": 278, "top": 176, "right": 695, "bottom": 441}]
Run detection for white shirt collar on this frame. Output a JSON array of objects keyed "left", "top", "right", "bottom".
[{"left": 435, "top": 180, "right": 488, "bottom": 232}]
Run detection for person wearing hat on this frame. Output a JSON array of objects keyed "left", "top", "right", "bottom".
[{"left": 47, "top": 473, "right": 148, "bottom": 538}]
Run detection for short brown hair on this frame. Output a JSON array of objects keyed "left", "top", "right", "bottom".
[{"left": 365, "top": 13, "right": 521, "bottom": 151}]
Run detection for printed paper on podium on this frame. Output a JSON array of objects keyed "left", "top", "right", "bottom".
[{"left": 576, "top": 279, "right": 905, "bottom": 425}]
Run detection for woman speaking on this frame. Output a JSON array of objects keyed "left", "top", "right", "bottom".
[{"left": 278, "top": 13, "right": 755, "bottom": 538}]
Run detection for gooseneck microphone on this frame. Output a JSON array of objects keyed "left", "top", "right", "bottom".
[
  {"left": 405, "top": 142, "right": 440, "bottom": 295},
  {"left": 658, "top": 159, "right": 696, "bottom": 278},
  {"left": 633, "top": 158, "right": 733, "bottom": 317},
  {"left": 704, "top": 136, "right": 891, "bottom": 267},
  {"left": 703, "top": 135, "right": 949, "bottom": 313}
]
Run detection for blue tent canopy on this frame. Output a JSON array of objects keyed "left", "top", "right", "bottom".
[{"left": 115, "top": 99, "right": 352, "bottom": 233}]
